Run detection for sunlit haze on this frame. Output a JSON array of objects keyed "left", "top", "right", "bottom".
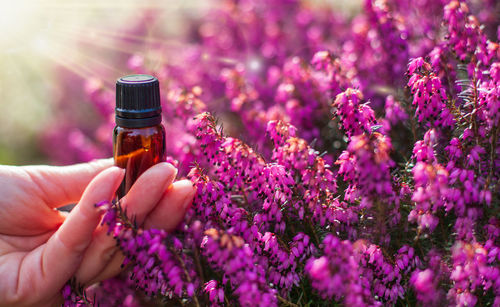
[{"left": 0, "top": 0, "right": 208, "bottom": 164}]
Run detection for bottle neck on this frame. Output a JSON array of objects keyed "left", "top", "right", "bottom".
[{"left": 115, "top": 114, "right": 162, "bottom": 128}]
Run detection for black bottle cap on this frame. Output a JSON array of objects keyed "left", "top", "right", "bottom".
[{"left": 115, "top": 74, "right": 162, "bottom": 128}]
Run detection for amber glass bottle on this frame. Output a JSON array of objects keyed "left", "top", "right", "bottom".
[{"left": 113, "top": 75, "right": 166, "bottom": 198}]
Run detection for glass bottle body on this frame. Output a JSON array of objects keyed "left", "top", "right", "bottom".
[{"left": 113, "top": 124, "right": 166, "bottom": 198}]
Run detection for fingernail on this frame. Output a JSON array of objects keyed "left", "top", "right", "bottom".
[
  {"left": 87, "top": 158, "right": 114, "bottom": 170},
  {"left": 158, "top": 162, "right": 178, "bottom": 179},
  {"left": 176, "top": 180, "right": 196, "bottom": 209},
  {"left": 108, "top": 166, "right": 125, "bottom": 174}
]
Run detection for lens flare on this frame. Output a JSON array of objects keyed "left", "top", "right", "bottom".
[{"left": 0, "top": 0, "right": 208, "bottom": 164}]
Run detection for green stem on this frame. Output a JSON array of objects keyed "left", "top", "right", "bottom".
[
  {"left": 193, "top": 246, "right": 205, "bottom": 285},
  {"left": 170, "top": 248, "right": 201, "bottom": 307},
  {"left": 277, "top": 295, "right": 300, "bottom": 307},
  {"left": 486, "top": 125, "right": 498, "bottom": 189}
]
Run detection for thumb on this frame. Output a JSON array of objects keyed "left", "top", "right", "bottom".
[
  {"left": 20, "top": 167, "right": 123, "bottom": 299},
  {"left": 21, "top": 159, "right": 114, "bottom": 208}
]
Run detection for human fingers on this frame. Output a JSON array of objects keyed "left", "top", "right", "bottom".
[
  {"left": 0, "top": 230, "right": 55, "bottom": 254},
  {"left": 83, "top": 179, "right": 195, "bottom": 285},
  {"left": 21, "top": 159, "right": 113, "bottom": 208},
  {"left": 144, "top": 180, "right": 195, "bottom": 231},
  {"left": 82, "top": 249, "right": 125, "bottom": 286},
  {"left": 119, "top": 162, "right": 178, "bottom": 226},
  {"left": 13, "top": 167, "right": 124, "bottom": 301},
  {"left": 74, "top": 162, "right": 177, "bottom": 284}
]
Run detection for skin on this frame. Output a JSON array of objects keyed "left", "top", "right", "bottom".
[{"left": 0, "top": 159, "right": 195, "bottom": 307}]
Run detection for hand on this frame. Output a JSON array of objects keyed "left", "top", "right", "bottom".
[{"left": 0, "top": 160, "right": 195, "bottom": 307}]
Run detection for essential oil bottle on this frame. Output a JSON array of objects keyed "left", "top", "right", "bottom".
[{"left": 113, "top": 74, "right": 166, "bottom": 198}]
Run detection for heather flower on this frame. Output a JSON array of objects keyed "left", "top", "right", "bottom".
[
  {"left": 306, "top": 235, "right": 374, "bottom": 304},
  {"left": 332, "top": 88, "right": 375, "bottom": 138},
  {"left": 341, "top": 132, "right": 394, "bottom": 201},
  {"left": 409, "top": 130, "right": 450, "bottom": 232},
  {"left": 204, "top": 280, "right": 224, "bottom": 306},
  {"left": 411, "top": 269, "right": 440, "bottom": 306},
  {"left": 411, "top": 250, "right": 449, "bottom": 306},
  {"left": 62, "top": 281, "right": 88, "bottom": 307},
  {"left": 49, "top": 0, "right": 500, "bottom": 306},
  {"left": 202, "top": 228, "right": 277, "bottom": 307},
  {"left": 336, "top": 131, "right": 399, "bottom": 239},
  {"left": 407, "top": 57, "right": 455, "bottom": 127},
  {"left": 86, "top": 277, "right": 142, "bottom": 307},
  {"left": 485, "top": 218, "right": 500, "bottom": 242},
  {"left": 384, "top": 95, "right": 408, "bottom": 126},
  {"left": 190, "top": 167, "right": 306, "bottom": 300},
  {"left": 355, "top": 242, "right": 419, "bottom": 304},
  {"left": 306, "top": 235, "right": 418, "bottom": 305},
  {"left": 448, "top": 241, "right": 500, "bottom": 306},
  {"left": 274, "top": 56, "right": 327, "bottom": 142},
  {"left": 364, "top": 0, "right": 409, "bottom": 80},
  {"left": 267, "top": 120, "right": 345, "bottom": 227},
  {"left": 413, "top": 129, "right": 438, "bottom": 163},
  {"left": 98, "top": 202, "right": 199, "bottom": 302},
  {"left": 478, "top": 62, "right": 500, "bottom": 131},
  {"left": 258, "top": 231, "right": 315, "bottom": 293},
  {"left": 443, "top": 0, "right": 492, "bottom": 66},
  {"left": 311, "top": 50, "right": 360, "bottom": 99},
  {"left": 446, "top": 137, "right": 463, "bottom": 160}
]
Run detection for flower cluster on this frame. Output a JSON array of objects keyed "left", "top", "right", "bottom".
[
  {"left": 443, "top": 0, "right": 493, "bottom": 66},
  {"left": 202, "top": 228, "right": 277, "bottom": 306},
  {"left": 305, "top": 235, "right": 374, "bottom": 304},
  {"left": 332, "top": 88, "right": 376, "bottom": 138},
  {"left": 98, "top": 202, "right": 199, "bottom": 301},
  {"left": 306, "top": 236, "right": 419, "bottom": 306},
  {"left": 448, "top": 241, "right": 500, "bottom": 306},
  {"left": 410, "top": 250, "right": 448, "bottom": 306},
  {"left": 364, "top": 0, "right": 409, "bottom": 81},
  {"left": 203, "top": 280, "right": 224, "bottom": 306},
  {"left": 409, "top": 129, "right": 450, "bottom": 232},
  {"left": 337, "top": 132, "right": 395, "bottom": 206},
  {"left": 54, "top": 0, "right": 500, "bottom": 306},
  {"left": 85, "top": 277, "right": 142, "bottom": 307},
  {"left": 384, "top": 95, "right": 408, "bottom": 126},
  {"left": 407, "top": 57, "right": 455, "bottom": 127}
]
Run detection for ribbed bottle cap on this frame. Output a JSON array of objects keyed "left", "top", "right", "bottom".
[{"left": 115, "top": 74, "right": 162, "bottom": 128}]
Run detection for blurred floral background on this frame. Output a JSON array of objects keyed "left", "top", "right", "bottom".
[
  {"left": 2, "top": 0, "right": 500, "bottom": 305},
  {"left": 0, "top": 0, "right": 213, "bottom": 164},
  {"left": 0, "top": 0, "right": 362, "bottom": 165}
]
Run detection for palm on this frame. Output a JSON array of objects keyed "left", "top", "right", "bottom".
[
  {"left": 0, "top": 160, "right": 195, "bottom": 307},
  {"left": 0, "top": 166, "right": 83, "bottom": 236}
]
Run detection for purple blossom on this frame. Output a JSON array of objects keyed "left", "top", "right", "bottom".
[
  {"left": 411, "top": 269, "right": 440, "bottom": 306},
  {"left": 49, "top": 0, "right": 500, "bottom": 306},
  {"left": 98, "top": 202, "right": 200, "bottom": 301},
  {"left": 86, "top": 277, "right": 142, "bottom": 307},
  {"left": 443, "top": 0, "right": 493, "bottom": 67},
  {"left": 448, "top": 241, "right": 500, "bottom": 306},
  {"left": 407, "top": 57, "right": 455, "bottom": 127},
  {"left": 204, "top": 280, "right": 224, "bottom": 306},
  {"left": 364, "top": 0, "right": 409, "bottom": 80},
  {"left": 409, "top": 129, "right": 452, "bottom": 232},
  {"left": 332, "top": 88, "right": 375, "bottom": 138},
  {"left": 306, "top": 235, "right": 375, "bottom": 304},
  {"left": 337, "top": 132, "right": 395, "bottom": 205},
  {"left": 306, "top": 235, "right": 418, "bottom": 305},
  {"left": 61, "top": 282, "right": 87, "bottom": 307},
  {"left": 202, "top": 228, "right": 277, "bottom": 307},
  {"left": 384, "top": 95, "right": 408, "bottom": 126}
]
